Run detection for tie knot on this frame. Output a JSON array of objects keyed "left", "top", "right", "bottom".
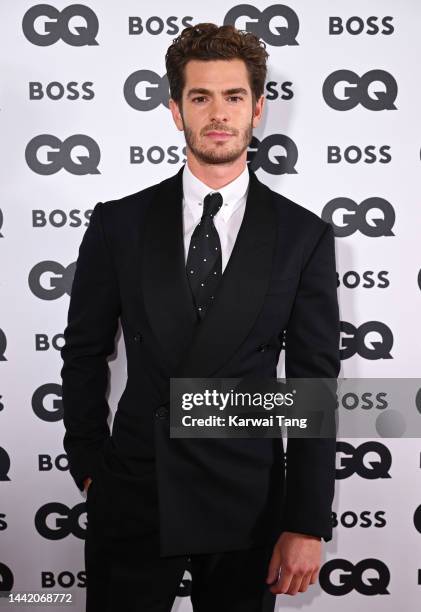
[{"left": 203, "top": 192, "right": 223, "bottom": 219}]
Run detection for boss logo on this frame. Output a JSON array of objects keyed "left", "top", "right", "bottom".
[
  {"left": 28, "top": 260, "right": 76, "bottom": 300},
  {"left": 22, "top": 4, "right": 99, "bottom": 47},
  {"left": 339, "top": 391, "right": 388, "bottom": 411},
  {"left": 322, "top": 197, "right": 395, "bottom": 237},
  {"left": 29, "top": 81, "right": 94, "bottom": 101},
  {"left": 337, "top": 271, "right": 390, "bottom": 289},
  {"left": 42, "top": 571, "right": 86, "bottom": 588},
  {"left": 336, "top": 441, "right": 392, "bottom": 480},
  {"left": 128, "top": 15, "right": 194, "bottom": 35},
  {"left": 340, "top": 321, "right": 393, "bottom": 360},
  {"left": 124, "top": 70, "right": 170, "bottom": 110},
  {"left": 323, "top": 69, "right": 397, "bottom": 111},
  {"left": 130, "top": 145, "right": 186, "bottom": 165},
  {"left": 224, "top": 4, "right": 299, "bottom": 46},
  {"left": 35, "top": 503, "right": 87, "bottom": 540},
  {"left": 25, "top": 135, "right": 100, "bottom": 175},
  {"left": 336, "top": 270, "right": 390, "bottom": 289},
  {"left": 39, "top": 454, "right": 69, "bottom": 472},
  {"left": 0, "top": 513, "right": 7, "bottom": 531},
  {"left": 265, "top": 80, "right": 293, "bottom": 101},
  {"left": 35, "top": 334, "right": 65, "bottom": 351},
  {"left": 32, "top": 384, "right": 63, "bottom": 422},
  {"left": 329, "top": 16, "right": 394, "bottom": 36},
  {"left": 248, "top": 134, "right": 298, "bottom": 175},
  {"left": 332, "top": 510, "right": 386, "bottom": 529},
  {"left": 41, "top": 570, "right": 86, "bottom": 589},
  {"left": 327, "top": 145, "right": 391, "bottom": 164},
  {"left": 32, "top": 209, "right": 92, "bottom": 228},
  {"left": 319, "top": 558, "right": 390, "bottom": 595}
]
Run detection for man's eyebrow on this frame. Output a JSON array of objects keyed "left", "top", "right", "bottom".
[{"left": 186, "top": 87, "right": 249, "bottom": 97}]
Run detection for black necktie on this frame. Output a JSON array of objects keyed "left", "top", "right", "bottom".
[{"left": 186, "top": 192, "right": 223, "bottom": 320}]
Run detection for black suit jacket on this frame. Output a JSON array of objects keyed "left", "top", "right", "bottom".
[{"left": 60, "top": 163, "right": 340, "bottom": 556}]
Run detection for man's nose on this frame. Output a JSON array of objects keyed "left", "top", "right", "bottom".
[{"left": 208, "top": 99, "right": 229, "bottom": 124}]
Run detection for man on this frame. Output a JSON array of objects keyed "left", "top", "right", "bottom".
[{"left": 61, "top": 23, "right": 340, "bottom": 612}]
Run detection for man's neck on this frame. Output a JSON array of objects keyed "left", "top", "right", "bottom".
[{"left": 186, "top": 152, "right": 247, "bottom": 190}]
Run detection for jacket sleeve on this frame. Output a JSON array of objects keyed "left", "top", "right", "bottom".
[
  {"left": 283, "top": 221, "right": 340, "bottom": 542},
  {"left": 60, "top": 202, "right": 121, "bottom": 491}
]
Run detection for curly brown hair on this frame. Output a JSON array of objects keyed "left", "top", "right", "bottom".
[{"left": 165, "top": 22, "right": 269, "bottom": 109}]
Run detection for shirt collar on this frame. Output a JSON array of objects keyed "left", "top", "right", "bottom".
[{"left": 182, "top": 161, "right": 249, "bottom": 223}]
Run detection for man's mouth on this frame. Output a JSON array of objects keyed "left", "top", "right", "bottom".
[{"left": 204, "top": 131, "right": 233, "bottom": 140}]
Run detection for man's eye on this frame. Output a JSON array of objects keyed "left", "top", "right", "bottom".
[{"left": 191, "top": 96, "right": 243, "bottom": 103}]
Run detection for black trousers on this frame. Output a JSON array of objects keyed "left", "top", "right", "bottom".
[{"left": 85, "top": 483, "right": 277, "bottom": 612}]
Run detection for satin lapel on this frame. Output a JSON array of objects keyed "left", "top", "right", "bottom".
[
  {"left": 176, "top": 167, "right": 278, "bottom": 377},
  {"left": 142, "top": 164, "right": 197, "bottom": 372}
]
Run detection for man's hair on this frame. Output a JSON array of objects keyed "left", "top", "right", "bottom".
[{"left": 165, "top": 23, "right": 269, "bottom": 109}]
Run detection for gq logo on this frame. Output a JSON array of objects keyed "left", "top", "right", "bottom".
[
  {"left": 224, "top": 4, "right": 299, "bottom": 46},
  {"left": 28, "top": 261, "right": 76, "bottom": 300},
  {"left": 323, "top": 70, "right": 397, "bottom": 111},
  {"left": 32, "top": 384, "right": 63, "bottom": 422},
  {"left": 0, "top": 328, "right": 7, "bottom": 361},
  {"left": 124, "top": 70, "right": 170, "bottom": 111},
  {"left": 35, "top": 503, "right": 87, "bottom": 540},
  {"left": 22, "top": 4, "right": 99, "bottom": 46},
  {"left": 0, "top": 447, "right": 11, "bottom": 481},
  {"left": 414, "top": 504, "right": 421, "bottom": 534},
  {"left": 248, "top": 135, "right": 298, "bottom": 175},
  {"left": 321, "top": 198, "right": 395, "bottom": 237},
  {"left": 336, "top": 441, "right": 392, "bottom": 479},
  {"left": 0, "top": 563, "right": 14, "bottom": 593},
  {"left": 319, "top": 558, "right": 390, "bottom": 595},
  {"left": 415, "top": 387, "right": 421, "bottom": 414},
  {"left": 25, "top": 135, "right": 100, "bottom": 175},
  {"left": 340, "top": 321, "right": 393, "bottom": 360}
]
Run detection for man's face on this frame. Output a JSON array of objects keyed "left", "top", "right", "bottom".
[{"left": 169, "top": 58, "right": 264, "bottom": 165}]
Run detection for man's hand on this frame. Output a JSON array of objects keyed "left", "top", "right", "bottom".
[
  {"left": 83, "top": 477, "right": 92, "bottom": 494},
  {"left": 266, "top": 531, "right": 321, "bottom": 595}
]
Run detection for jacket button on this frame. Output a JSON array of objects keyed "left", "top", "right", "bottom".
[
  {"left": 258, "top": 344, "right": 268, "bottom": 352},
  {"left": 133, "top": 332, "right": 142, "bottom": 342},
  {"left": 155, "top": 406, "right": 168, "bottom": 419}
]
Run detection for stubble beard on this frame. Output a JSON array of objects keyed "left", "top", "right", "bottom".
[{"left": 182, "top": 114, "right": 254, "bottom": 165}]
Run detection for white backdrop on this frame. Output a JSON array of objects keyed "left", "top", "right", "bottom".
[{"left": 1, "top": 1, "right": 421, "bottom": 610}]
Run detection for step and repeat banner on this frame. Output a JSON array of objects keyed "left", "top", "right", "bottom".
[{"left": 1, "top": 1, "right": 420, "bottom": 610}]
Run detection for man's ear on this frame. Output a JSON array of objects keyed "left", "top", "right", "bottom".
[
  {"left": 169, "top": 98, "right": 184, "bottom": 131},
  {"left": 252, "top": 94, "right": 265, "bottom": 128}
]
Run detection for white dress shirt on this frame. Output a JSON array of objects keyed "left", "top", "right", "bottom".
[{"left": 182, "top": 161, "right": 249, "bottom": 273}]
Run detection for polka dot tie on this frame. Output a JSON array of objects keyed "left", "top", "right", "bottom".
[{"left": 186, "top": 192, "right": 223, "bottom": 320}]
